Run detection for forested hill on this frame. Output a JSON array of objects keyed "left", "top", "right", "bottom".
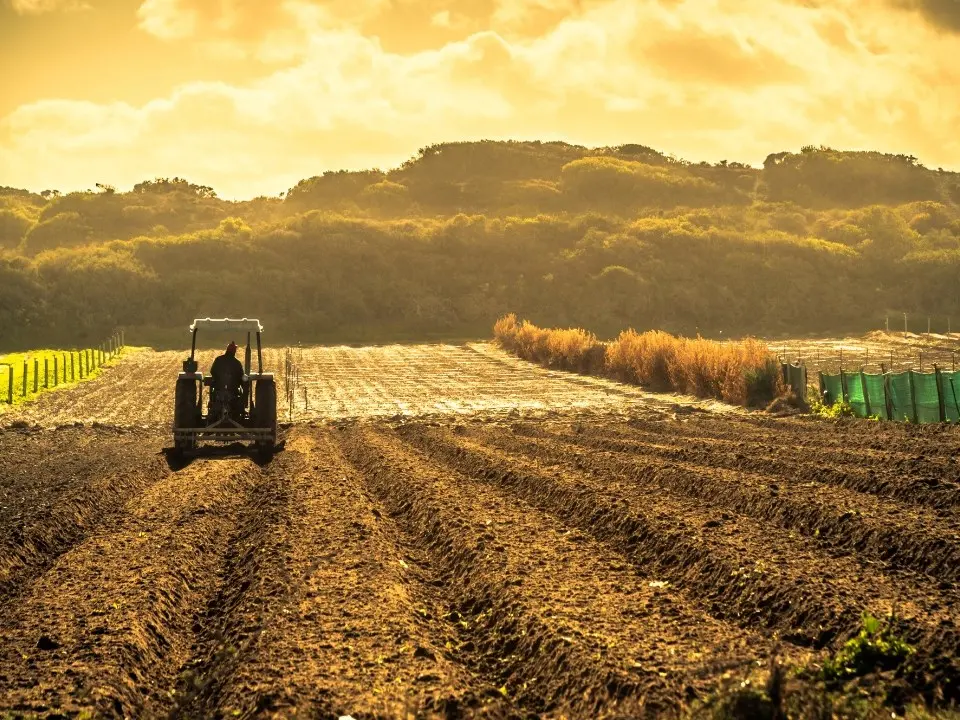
[{"left": 2, "top": 141, "right": 960, "bottom": 350}]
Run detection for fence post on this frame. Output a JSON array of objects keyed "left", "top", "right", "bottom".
[
  {"left": 908, "top": 370, "right": 919, "bottom": 424},
  {"left": 33, "top": 359, "right": 38, "bottom": 393},
  {"left": 884, "top": 372, "right": 894, "bottom": 421},
  {"left": 950, "top": 378, "right": 960, "bottom": 421},
  {"left": 53, "top": 357, "right": 58, "bottom": 387},
  {"left": 860, "top": 371, "right": 872, "bottom": 418},
  {"left": 22, "top": 361, "right": 27, "bottom": 397},
  {"left": 70, "top": 353, "right": 75, "bottom": 381},
  {"left": 44, "top": 358, "right": 49, "bottom": 389},
  {"left": 62, "top": 353, "right": 67, "bottom": 382},
  {"left": 935, "top": 365, "right": 946, "bottom": 423},
  {"left": 1, "top": 364, "right": 12, "bottom": 404}
]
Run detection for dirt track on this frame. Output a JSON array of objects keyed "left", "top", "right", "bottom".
[{"left": 1, "top": 345, "right": 959, "bottom": 717}]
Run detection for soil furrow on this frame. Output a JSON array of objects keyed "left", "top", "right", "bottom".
[
  {"left": 0, "top": 427, "right": 170, "bottom": 612},
  {"left": 540, "top": 420, "right": 960, "bottom": 511},
  {"left": 396, "top": 423, "right": 960, "bottom": 703},
  {"left": 167, "top": 455, "right": 290, "bottom": 719},
  {"left": 0, "top": 458, "right": 262, "bottom": 718},
  {"left": 175, "top": 430, "right": 508, "bottom": 719},
  {"left": 339, "top": 426, "right": 653, "bottom": 715},
  {"left": 339, "top": 424, "right": 802, "bottom": 715},
  {"left": 620, "top": 415, "right": 960, "bottom": 459},
  {"left": 463, "top": 423, "right": 960, "bottom": 583}
]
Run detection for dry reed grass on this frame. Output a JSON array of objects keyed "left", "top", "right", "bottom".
[
  {"left": 495, "top": 315, "right": 782, "bottom": 407},
  {"left": 493, "top": 314, "right": 606, "bottom": 374}
]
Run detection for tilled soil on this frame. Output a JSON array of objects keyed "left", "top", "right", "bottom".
[{"left": 1, "top": 408, "right": 960, "bottom": 718}]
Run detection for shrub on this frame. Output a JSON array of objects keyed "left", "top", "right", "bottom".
[{"left": 809, "top": 396, "right": 856, "bottom": 419}]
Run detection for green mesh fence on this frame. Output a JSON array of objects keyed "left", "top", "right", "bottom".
[
  {"left": 846, "top": 373, "right": 868, "bottom": 418},
  {"left": 887, "top": 372, "right": 914, "bottom": 422},
  {"left": 821, "top": 374, "right": 844, "bottom": 405},
  {"left": 913, "top": 372, "right": 942, "bottom": 424},
  {"left": 821, "top": 369, "right": 960, "bottom": 423},
  {"left": 863, "top": 374, "right": 888, "bottom": 420},
  {"left": 944, "top": 372, "right": 960, "bottom": 423}
]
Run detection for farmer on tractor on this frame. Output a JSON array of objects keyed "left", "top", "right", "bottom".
[
  {"left": 210, "top": 341, "right": 245, "bottom": 417},
  {"left": 211, "top": 341, "right": 244, "bottom": 394}
]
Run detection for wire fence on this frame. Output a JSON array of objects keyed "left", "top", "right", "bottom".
[
  {"left": 0, "top": 330, "right": 125, "bottom": 405},
  {"left": 774, "top": 334, "right": 960, "bottom": 377},
  {"left": 283, "top": 344, "right": 304, "bottom": 421}
]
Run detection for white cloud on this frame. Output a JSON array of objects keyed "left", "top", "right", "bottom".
[
  {"left": 135, "top": 0, "right": 198, "bottom": 40},
  {"left": 9, "top": 0, "right": 89, "bottom": 13},
  {"left": 3, "top": 0, "right": 960, "bottom": 198}
]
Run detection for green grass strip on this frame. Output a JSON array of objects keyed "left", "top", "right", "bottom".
[{"left": 0, "top": 347, "right": 139, "bottom": 410}]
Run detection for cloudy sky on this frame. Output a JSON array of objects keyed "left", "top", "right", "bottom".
[{"left": 1, "top": 0, "right": 958, "bottom": 199}]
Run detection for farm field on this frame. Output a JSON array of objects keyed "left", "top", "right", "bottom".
[
  {"left": 0, "top": 343, "right": 736, "bottom": 428},
  {"left": 772, "top": 331, "right": 960, "bottom": 375},
  {"left": 1, "top": 342, "right": 959, "bottom": 717}
]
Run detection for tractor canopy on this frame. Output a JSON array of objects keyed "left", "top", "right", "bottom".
[{"left": 190, "top": 318, "right": 263, "bottom": 332}]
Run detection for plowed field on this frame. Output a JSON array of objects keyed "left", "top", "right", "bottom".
[{"left": 1, "top": 344, "right": 959, "bottom": 718}]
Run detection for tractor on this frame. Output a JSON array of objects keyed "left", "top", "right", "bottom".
[{"left": 172, "top": 318, "right": 278, "bottom": 456}]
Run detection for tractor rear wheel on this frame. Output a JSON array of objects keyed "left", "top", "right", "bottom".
[
  {"left": 254, "top": 379, "right": 277, "bottom": 453},
  {"left": 173, "top": 379, "right": 198, "bottom": 453}
]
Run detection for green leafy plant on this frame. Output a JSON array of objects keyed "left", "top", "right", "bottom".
[
  {"left": 809, "top": 395, "right": 856, "bottom": 418},
  {"left": 821, "top": 612, "right": 915, "bottom": 682}
]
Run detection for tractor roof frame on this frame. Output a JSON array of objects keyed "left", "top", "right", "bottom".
[
  {"left": 190, "top": 318, "right": 263, "bottom": 332},
  {"left": 188, "top": 317, "right": 264, "bottom": 375}
]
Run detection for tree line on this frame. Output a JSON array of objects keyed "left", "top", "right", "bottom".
[{"left": 1, "top": 142, "right": 958, "bottom": 350}]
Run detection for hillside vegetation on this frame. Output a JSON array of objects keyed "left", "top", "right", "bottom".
[{"left": 2, "top": 141, "right": 960, "bottom": 349}]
